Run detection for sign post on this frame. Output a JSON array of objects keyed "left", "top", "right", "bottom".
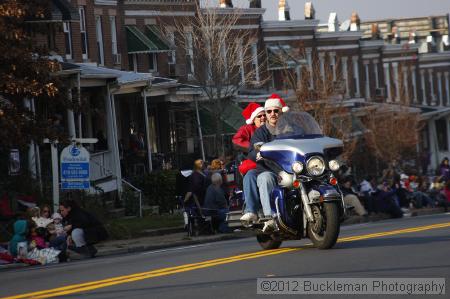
[{"left": 44, "top": 138, "right": 97, "bottom": 211}]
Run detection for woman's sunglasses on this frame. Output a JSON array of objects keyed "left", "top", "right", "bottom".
[{"left": 256, "top": 114, "right": 266, "bottom": 119}]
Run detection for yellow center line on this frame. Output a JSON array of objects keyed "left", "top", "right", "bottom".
[
  {"left": 3, "top": 248, "right": 296, "bottom": 299},
  {"left": 3, "top": 221, "right": 450, "bottom": 299}
]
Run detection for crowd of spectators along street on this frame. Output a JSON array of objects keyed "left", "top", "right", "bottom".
[
  {"left": 337, "top": 157, "right": 450, "bottom": 219},
  {"left": 1, "top": 200, "right": 107, "bottom": 265}
]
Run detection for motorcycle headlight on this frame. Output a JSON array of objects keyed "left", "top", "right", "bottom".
[
  {"left": 328, "top": 160, "right": 340, "bottom": 171},
  {"left": 291, "top": 162, "right": 303, "bottom": 174},
  {"left": 306, "top": 156, "right": 325, "bottom": 176}
]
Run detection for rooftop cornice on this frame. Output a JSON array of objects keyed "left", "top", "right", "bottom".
[
  {"left": 261, "top": 19, "right": 320, "bottom": 30},
  {"left": 359, "top": 39, "right": 385, "bottom": 48},
  {"left": 315, "top": 31, "right": 363, "bottom": 40},
  {"left": 201, "top": 7, "right": 265, "bottom": 16},
  {"left": 383, "top": 43, "right": 420, "bottom": 53},
  {"left": 419, "top": 51, "right": 450, "bottom": 62}
]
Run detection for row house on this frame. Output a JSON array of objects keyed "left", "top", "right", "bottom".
[
  {"left": 245, "top": 2, "right": 450, "bottom": 171},
  {"left": 21, "top": 0, "right": 450, "bottom": 196}
]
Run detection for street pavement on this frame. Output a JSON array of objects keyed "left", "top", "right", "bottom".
[{"left": 0, "top": 212, "right": 449, "bottom": 299}]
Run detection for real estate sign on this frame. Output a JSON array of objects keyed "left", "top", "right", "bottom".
[{"left": 60, "top": 144, "right": 90, "bottom": 190}]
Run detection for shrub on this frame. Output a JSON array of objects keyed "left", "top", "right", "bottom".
[{"left": 133, "top": 170, "right": 178, "bottom": 214}]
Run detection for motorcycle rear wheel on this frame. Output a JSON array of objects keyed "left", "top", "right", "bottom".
[
  {"left": 256, "top": 233, "right": 282, "bottom": 250},
  {"left": 308, "top": 202, "right": 340, "bottom": 249}
]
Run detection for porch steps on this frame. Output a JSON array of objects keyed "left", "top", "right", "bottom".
[
  {"left": 108, "top": 208, "right": 126, "bottom": 218},
  {"left": 90, "top": 177, "right": 118, "bottom": 194}
]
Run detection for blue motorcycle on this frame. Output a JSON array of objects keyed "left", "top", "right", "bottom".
[{"left": 231, "top": 112, "right": 346, "bottom": 250}]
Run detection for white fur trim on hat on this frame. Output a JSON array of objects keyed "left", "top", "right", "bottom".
[
  {"left": 264, "top": 98, "right": 282, "bottom": 110},
  {"left": 246, "top": 107, "right": 265, "bottom": 124},
  {"left": 265, "top": 94, "right": 289, "bottom": 112}
]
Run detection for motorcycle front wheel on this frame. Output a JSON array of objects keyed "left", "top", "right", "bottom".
[
  {"left": 256, "top": 233, "right": 282, "bottom": 250},
  {"left": 308, "top": 202, "right": 340, "bottom": 249}
]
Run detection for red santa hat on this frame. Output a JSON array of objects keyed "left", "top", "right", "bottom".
[
  {"left": 264, "top": 93, "right": 289, "bottom": 113},
  {"left": 242, "top": 102, "right": 265, "bottom": 125}
]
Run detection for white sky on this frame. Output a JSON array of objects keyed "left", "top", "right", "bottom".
[{"left": 207, "top": 0, "right": 450, "bottom": 23}]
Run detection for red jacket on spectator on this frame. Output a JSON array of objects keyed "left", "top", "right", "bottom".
[{"left": 232, "top": 124, "right": 257, "bottom": 153}]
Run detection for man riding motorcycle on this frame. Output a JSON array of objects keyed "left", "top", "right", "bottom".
[{"left": 241, "top": 94, "right": 289, "bottom": 233}]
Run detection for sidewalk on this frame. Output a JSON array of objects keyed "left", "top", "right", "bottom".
[{"left": 1, "top": 207, "right": 447, "bottom": 269}]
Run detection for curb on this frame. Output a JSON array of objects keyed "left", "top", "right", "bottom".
[
  {"left": 96, "top": 230, "right": 255, "bottom": 257},
  {"left": 98, "top": 207, "right": 447, "bottom": 257},
  {"left": 137, "top": 226, "right": 185, "bottom": 237}
]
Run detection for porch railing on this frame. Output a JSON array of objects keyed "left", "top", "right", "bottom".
[
  {"left": 90, "top": 150, "right": 114, "bottom": 181},
  {"left": 121, "top": 178, "right": 143, "bottom": 218}
]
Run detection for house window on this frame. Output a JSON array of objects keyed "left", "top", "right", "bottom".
[
  {"left": 435, "top": 118, "right": 448, "bottom": 151},
  {"left": 148, "top": 53, "right": 158, "bottom": 73},
  {"left": 128, "top": 54, "right": 138, "bottom": 72},
  {"left": 109, "top": 16, "right": 118, "bottom": 56},
  {"left": 63, "top": 22, "right": 72, "bottom": 60},
  {"left": 238, "top": 39, "right": 245, "bottom": 85},
  {"left": 79, "top": 7, "right": 88, "bottom": 60},
  {"left": 95, "top": 15, "right": 104, "bottom": 65},
  {"left": 186, "top": 31, "right": 194, "bottom": 76},
  {"left": 168, "top": 31, "right": 176, "bottom": 64},
  {"left": 221, "top": 43, "right": 228, "bottom": 79},
  {"left": 251, "top": 43, "right": 260, "bottom": 83},
  {"left": 47, "top": 24, "right": 56, "bottom": 51}
]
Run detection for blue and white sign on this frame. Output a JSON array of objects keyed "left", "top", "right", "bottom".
[{"left": 60, "top": 145, "right": 90, "bottom": 190}]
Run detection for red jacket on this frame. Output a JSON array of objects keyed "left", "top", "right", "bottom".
[{"left": 232, "top": 124, "right": 256, "bottom": 152}]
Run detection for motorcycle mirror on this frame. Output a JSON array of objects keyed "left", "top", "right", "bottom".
[{"left": 254, "top": 142, "right": 264, "bottom": 150}]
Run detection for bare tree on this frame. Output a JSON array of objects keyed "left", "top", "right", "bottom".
[
  {"left": 272, "top": 45, "right": 358, "bottom": 161},
  {"left": 164, "top": 1, "right": 266, "bottom": 157},
  {"left": 362, "top": 62, "right": 423, "bottom": 167}
]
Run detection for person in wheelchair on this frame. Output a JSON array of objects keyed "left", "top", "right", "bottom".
[{"left": 203, "top": 173, "right": 231, "bottom": 233}]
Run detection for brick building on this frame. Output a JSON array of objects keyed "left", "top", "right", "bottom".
[{"left": 22, "top": 0, "right": 450, "bottom": 193}]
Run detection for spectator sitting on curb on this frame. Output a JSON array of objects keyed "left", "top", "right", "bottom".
[
  {"left": 410, "top": 176, "right": 435, "bottom": 208},
  {"left": 47, "top": 212, "right": 68, "bottom": 262},
  {"left": 373, "top": 182, "right": 403, "bottom": 218},
  {"left": 207, "top": 158, "right": 229, "bottom": 196},
  {"left": 429, "top": 177, "right": 447, "bottom": 208},
  {"left": 340, "top": 177, "right": 367, "bottom": 217},
  {"left": 203, "top": 173, "right": 231, "bottom": 233},
  {"left": 8, "top": 219, "right": 28, "bottom": 257},
  {"left": 59, "top": 200, "right": 108, "bottom": 258},
  {"left": 359, "top": 175, "right": 377, "bottom": 214}
]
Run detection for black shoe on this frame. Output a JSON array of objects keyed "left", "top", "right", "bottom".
[
  {"left": 69, "top": 245, "right": 91, "bottom": 257},
  {"left": 86, "top": 245, "right": 98, "bottom": 258}
]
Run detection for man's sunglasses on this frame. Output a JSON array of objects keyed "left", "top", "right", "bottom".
[{"left": 266, "top": 109, "right": 280, "bottom": 114}]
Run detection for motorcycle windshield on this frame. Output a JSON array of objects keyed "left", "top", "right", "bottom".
[{"left": 274, "top": 112, "right": 323, "bottom": 139}]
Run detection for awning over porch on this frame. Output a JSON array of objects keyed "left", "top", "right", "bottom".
[
  {"left": 145, "top": 25, "right": 170, "bottom": 51},
  {"left": 199, "top": 109, "right": 237, "bottom": 135},
  {"left": 419, "top": 106, "right": 450, "bottom": 120},
  {"left": 126, "top": 26, "right": 170, "bottom": 54},
  {"left": 200, "top": 100, "right": 244, "bottom": 135}
]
